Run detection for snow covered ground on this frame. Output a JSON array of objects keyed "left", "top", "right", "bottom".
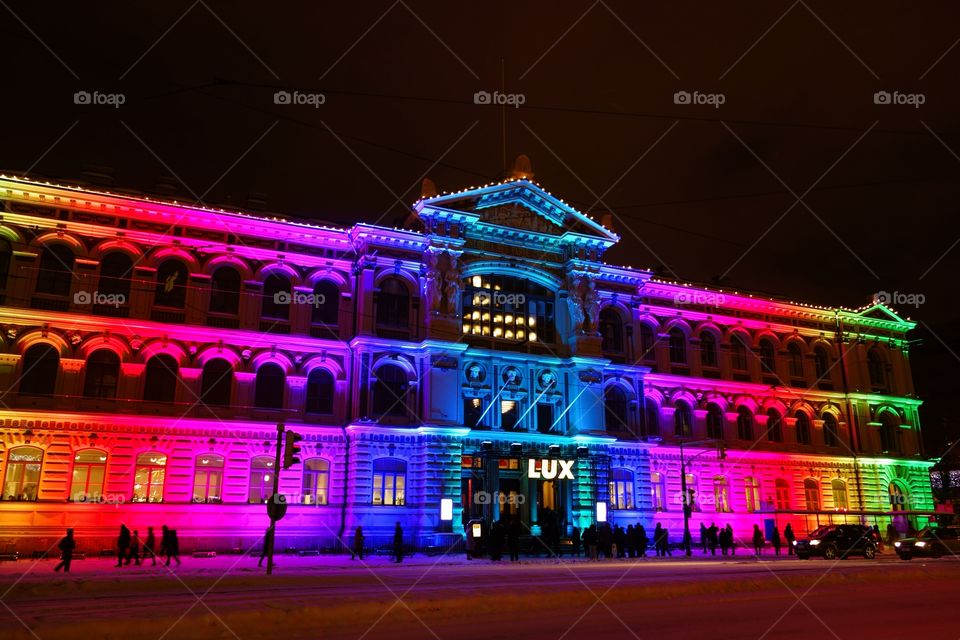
[{"left": 1, "top": 552, "right": 956, "bottom": 639}]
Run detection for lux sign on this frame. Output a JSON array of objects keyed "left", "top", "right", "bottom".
[{"left": 527, "top": 458, "right": 575, "bottom": 480}]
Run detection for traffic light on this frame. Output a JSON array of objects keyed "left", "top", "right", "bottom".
[{"left": 283, "top": 430, "right": 303, "bottom": 469}]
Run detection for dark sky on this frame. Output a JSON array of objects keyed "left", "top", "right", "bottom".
[{"left": 4, "top": 1, "right": 959, "bottom": 447}]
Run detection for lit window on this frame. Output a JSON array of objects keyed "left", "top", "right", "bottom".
[
  {"left": 651, "top": 472, "right": 666, "bottom": 511},
  {"left": 609, "top": 468, "right": 634, "bottom": 510},
  {"left": 248, "top": 456, "right": 275, "bottom": 503},
  {"left": 192, "top": 454, "right": 224, "bottom": 504},
  {"left": 132, "top": 453, "right": 167, "bottom": 503},
  {"left": 744, "top": 476, "right": 761, "bottom": 512},
  {"left": 713, "top": 475, "right": 731, "bottom": 513},
  {"left": 372, "top": 458, "right": 406, "bottom": 506},
  {"left": 302, "top": 458, "right": 330, "bottom": 505},
  {"left": 832, "top": 479, "right": 848, "bottom": 510},
  {"left": 461, "top": 276, "right": 554, "bottom": 343},
  {"left": 804, "top": 478, "right": 821, "bottom": 511},
  {"left": 71, "top": 449, "right": 107, "bottom": 502},
  {"left": 2, "top": 446, "right": 43, "bottom": 501}
]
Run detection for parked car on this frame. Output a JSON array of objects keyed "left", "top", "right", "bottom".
[
  {"left": 793, "top": 524, "right": 877, "bottom": 560},
  {"left": 894, "top": 526, "right": 960, "bottom": 560}
]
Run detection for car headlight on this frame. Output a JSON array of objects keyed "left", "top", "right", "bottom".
[
  {"left": 915, "top": 541, "right": 926, "bottom": 548},
  {"left": 792, "top": 540, "right": 798, "bottom": 546},
  {"left": 809, "top": 539, "right": 821, "bottom": 546},
  {"left": 894, "top": 541, "right": 901, "bottom": 547}
]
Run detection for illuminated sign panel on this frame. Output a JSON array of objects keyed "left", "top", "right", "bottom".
[{"left": 527, "top": 458, "right": 575, "bottom": 480}]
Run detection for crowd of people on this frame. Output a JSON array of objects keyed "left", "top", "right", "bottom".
[{"left": 53, "top": 525, "right": 181, "bottom": 572}]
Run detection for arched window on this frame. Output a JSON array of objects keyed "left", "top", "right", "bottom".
[
  {"left": 879, "top": 411, "right": 901, "bottom": 453},
  {"left": 644, "top": 401, "right": 660, "bottom": 437},
  {"left": 744, "top": 476, "right": 761, "bottom": 512},
  {"left": 674, "top": 401, "right": 692, "bottom": 437},
  {"left": 248, "top": 456, "right": 275, "bottom": 503},
  {"left": 795, "top": 411, "right": 812, "bottom": 445},
  {"left": 302, "top": 458, "right": 330, "bottom": 505},
  {"left": 96, "top": 252, "right": 133, "bottom": 313},
  {"left": 609, "top": 468, "right": 634, "bottom": 510},
  {"left": 83, "top": 349, "right": 120, "bottom": 399},
  {"left": 812, "top": 346, "right": 830, "bottom": 378},
  {"left": 759, "top": 339, "right": 777, "bottom": 375},
  {"left": 261, "top": 273, "right": 291, "bottom": 320},
  {"left": 668, "top": 328, "right": 687, "bottom": 364},
  {"left": 376, "top": 278, "right": 409, "bottom": 329},
  {"left": 0, "top": 237, "right": 11, "bottom": 290},
  {"left": 254, "top": 363, "right": 285, "bottom": 410},
  {"left": 200, "top": 359, "right": 233, "bottom": 407},
  {"left": 713, "top": 475, "right": 731, "bottom": 513},
  {"left": 706, "top": 403, "right": 724, "bottom": 439},
  {"left": 639, "top": 324, "right": 657, "bottom": 360},
  {"left": 651, "top": 472, "right": 666, "bottom": 511},
  {"left": 804, "top": 478, "right": 821, "bottom": 511},
  {"left": 787, "top": 342, "right": 804, "bottom": 379},
  {"left": 372, "top": 458, "right": 406, "bottom": 506},
  {"left": 766, "top": 409, "right": 783, "bottom": 442},
  {"left": 311, "top": 280, "right": 340, "bottom": 325},
  {"left": 19, "top": 343, "right": 59, "bottom": 396},
  {"left": 599, "top": 308, "right": 624, "bottom": 353},
  {"left": 70, "top": 449, "right": 107, "bottom": 502},
  {"left": 154, "top": 260, "right": 188, "bottom": 308},
  {"left": 2, "top": 446, "right": 43, "bottom": 501},
  {"left": 209, "top": 267, "right": 241, "bottom": 315},
  {"left": 132, "top": 453, "right": 167, "bottom": 503},
  {"left": 305, "top": 368, "right": 335, "bottom": 415},
  {"left": 35, "top": 244, "right": 74, "bottom": 296},
  {"left": 831, "top": 479, "right": 848, "bottom": 510},
  {"left": 729, "top": 334, "right": 749, "bottom": 371},
  {"left": 700, "top": 332, "right": 718, "bottom": 368},
  {"left": 604, "top": 386, "right": 630, "bottom": 433},
  {"left": 143, "top": 354, "right": 179, "bottom": 403},
  {"left": 774, "top": 478, "right": 790, "bottom": 510},
  {"left": 192, "top": 453, "right": 224, "bottom": 504},
  {"left": 867, "top": 347, "right": 888, "bottom": 391},
  {"left": 684, "top": 472, "right": 700, "bottom": 512},
  {"left": 736, "top": 407, "right": 754, "bottom": 440},
  {"left": 823, "top": 413, "right": 840, "bottom": 447},
  {"left": 372, "top": 363, "right": 409, "bottom": 419},
  {"left": 888, "top": 481, "right": 908, "bottom": 512}
]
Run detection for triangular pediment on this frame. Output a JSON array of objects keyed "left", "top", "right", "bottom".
[
  {"left": 856, "top": 303, "right": 909, "bottom": 324},
  {"left": 414, "top": 179, "right": 619, "bottom": 246}
]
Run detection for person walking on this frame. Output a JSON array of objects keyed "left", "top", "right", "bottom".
[
  {"left": 126, "top": 529, "right": 141, "bottom": 565},
  {"left": 886, "top": 522, "right": 898, "bottom": 546},
  {"left": 625, "top": 524, "right": 635, "bottom": 558},
  {"left": 637, "top": 524, "right": 648, "bottom": 558},
  {"left": 116, "top": 525, "right": 131, "bottom": 567},
  {"left": 662, "top": 527, "right": 672, "bottom": 557},
  {"left": 161, "top": 525, "right": 181, "bottom": 567},
  {"left": 352, "top": 526, "right": 365, "bottom": 561},
  {"left": 784, "top": 523, "right": 795, "bottom": 555},
  {"left": 393, "top": 522, "right": 404, "bottom": 563},
  {"left": 613, "top": 525, "right": 626, "bottom": 559},
  {"left": 142, "top": 526, "right": 157, "bottom": 566},
  {"left": 653, "top": 523, "right": 664, "bottom": 557},
  {"left": 258, "top": 526, "right": 274, "bottom": 568},
  {"left": 752, "top": 524, "right": 764, "bottom": 556},
  {"left": 571, "top": 526, "right": 581, "bottom": 558},
  {"left": 583, "top": 524, "right": 598, "bottom": 560},
  {"left": 700, "top": 523, "right": 708, "bottom": 554},
  {"left": 707, "top": 523, "right": 719, "bottom": 556},
  {"left": 54, "top": 528, "right": 75, "bottom": 573},
  {"left": 726, "top": 524, "right": 736, "bottom": 556},
  {"left": 771, "top": 526, "right": 782, "bottom": 557}
]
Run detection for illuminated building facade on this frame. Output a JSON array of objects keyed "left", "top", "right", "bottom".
[{"left": 0, "top": 168, "right": 935, "bottom": 553}]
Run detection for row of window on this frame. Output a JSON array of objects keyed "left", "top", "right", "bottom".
[
  {"left": 609, "top": 469, "right": 910, "bottom": 514},
  {"left": 1, "top": 446, "right": 407, "bottom": 507}
]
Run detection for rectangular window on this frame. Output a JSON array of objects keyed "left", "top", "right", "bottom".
[
  {"left": 536, "top": 403, "right": 554, "bottom": 433},
  {"left": 501, "top": 400, "right": 520, "bottom": 431},
  {"left": 464, "top": 397, "right": 483, "bottom": 428}
]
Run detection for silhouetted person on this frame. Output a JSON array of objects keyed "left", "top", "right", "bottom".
[
  {"left": 784, "top": 523, "right": 795, "bottom": 555},
  {"left": 116, "top": 525, "right": 131, "bottom": 567},
  {"left": 258, "top": 526, "right": 273, "bottom": 567},
  {"left": 726, "top": 524, "right": 736, "bottom": 555},
  {"left": 886, "top": 523, "right": 898, "bottom": 546},
  {"left": 393, "top": 522, "right": 404, "bottom": 563},
  {"left": 700, "top": 523, "right": 708, "bottom": 553},
  {"left": 771, "top": 526, "right": 782, "bottom": 556},
  {"left": 613, "top": 525, "right": 626, "bottom": 558},
  {"left": 583, "top": 525, "right": 598, "bottom": 560},
  {"left": 571, "top": 526, "right": 581, "bottom": 558},
  {"left": 654, "top": 523, "right": 665, "bottom": 557},
  {"left": 507, "top": 517, "right": 521, "bottom": 562},
  {"left": 753, "top": 524, "right": 764, "bottom": 556},
  {"left": 142, "top": 526, "right": 157, "bottom": 565},
  {"left": 126, "top": 529, "right": 141, "bottom": 565},
  {"left": 352, "top": 526, "right": 365, "bottom": 560},
  {"left": 54, "top": 528, "right": 75, "bottom": 572},
  {"left": 636, "top": 524, "right": 648, "bottom": 558},
  {"left": 625, "top": 524, "right": 636, "bottom": 558},
  {"left": 707, "top": 523, "right": 719, "bottom": 556},
  {"left": 161, "top": 525, "right": 181, "bottom": 566}
]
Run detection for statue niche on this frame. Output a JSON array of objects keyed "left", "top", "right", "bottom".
[
  {"left": 566, "top": 274, "right": 600, "bottom": 335},
  {"left": 426, "top": 251, "right": 461, "bottom": 316}
]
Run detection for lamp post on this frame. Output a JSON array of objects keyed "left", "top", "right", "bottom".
[{"left": 678, "top": 438, "right": 725, "bottom": 557}]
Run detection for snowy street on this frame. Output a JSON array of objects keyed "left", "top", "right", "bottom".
[{"left": 1, "top": 553, "right": 956, "bottom": 639}]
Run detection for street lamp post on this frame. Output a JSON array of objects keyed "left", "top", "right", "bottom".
[{"left": 678, "top": 438, "right": 725, "bottom": 557}]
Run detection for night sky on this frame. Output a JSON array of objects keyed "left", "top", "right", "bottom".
[{"left": 3, "top": 1, "right": 959, "bottom": 450}]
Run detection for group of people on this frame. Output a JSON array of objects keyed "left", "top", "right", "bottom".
[
  {"left": 578, "top": 523, "right": 656, "bottom": 559},
  {"left": 53, "top": 525, "right": 181, "bottom": 572}
]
